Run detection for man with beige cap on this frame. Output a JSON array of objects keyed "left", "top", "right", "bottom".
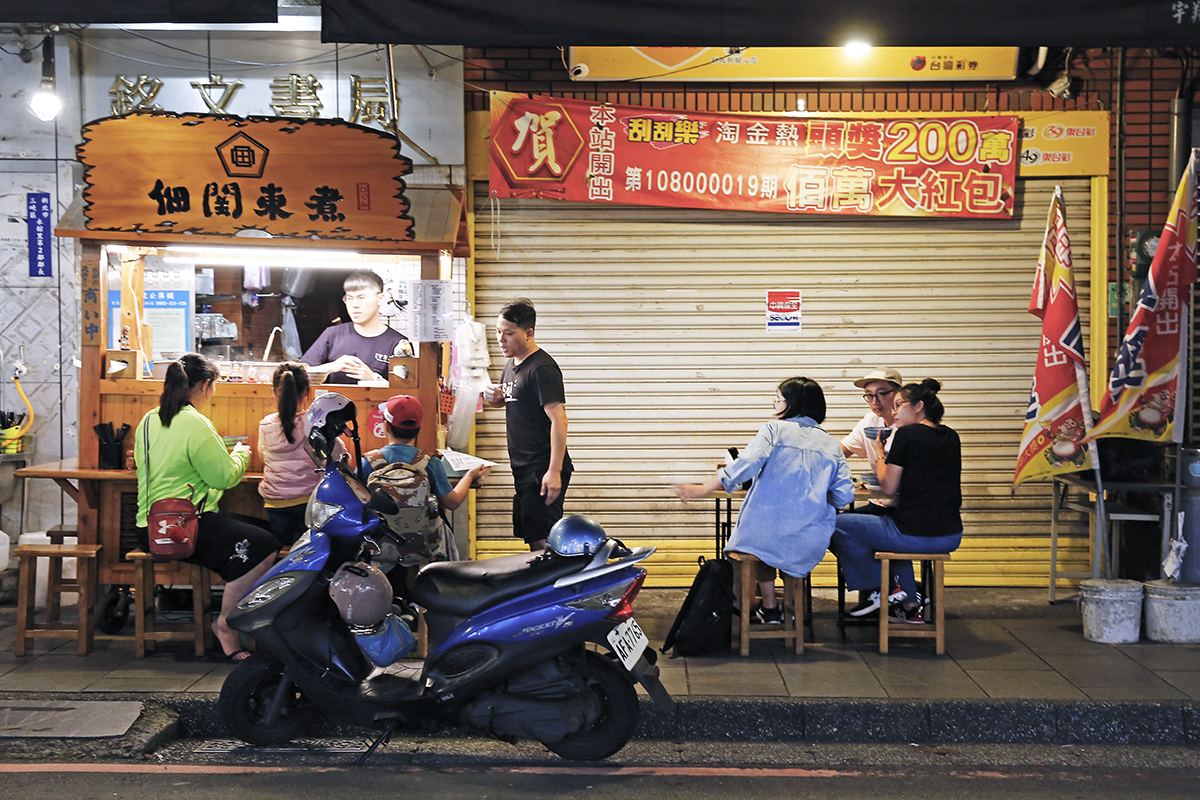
[
  {"left": 841, "top": 367, "right": 903, "bottom": 479},
  {"left": 840, "top": 367, "right": 908, "bottom": 617}
]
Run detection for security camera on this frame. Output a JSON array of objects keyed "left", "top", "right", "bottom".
[{"left": 570, "top": 63, "right": 589, "bottom": 79}]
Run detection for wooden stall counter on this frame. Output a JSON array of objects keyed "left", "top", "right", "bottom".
[{"left": 15, "top": 457, "right": 262, "bottom": 587}]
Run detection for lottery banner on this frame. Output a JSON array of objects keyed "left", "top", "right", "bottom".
[{"left": 489, "top": 92, "right": 1019, "bottom": 219}]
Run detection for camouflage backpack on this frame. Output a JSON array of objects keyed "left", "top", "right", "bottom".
[{"left": 363, "top": 449, "right": 454, "bottom": 566}]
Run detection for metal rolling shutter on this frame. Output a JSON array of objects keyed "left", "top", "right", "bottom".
[{"left": 472, "top": 178, "right": 1093, "bottom": 588}]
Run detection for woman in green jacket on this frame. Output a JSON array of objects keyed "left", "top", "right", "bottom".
[{"left": 134, "top": 354, "right": 279, "bottom": 661}]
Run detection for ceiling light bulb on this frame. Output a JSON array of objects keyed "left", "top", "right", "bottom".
[
  {"left": 845, "top": 41, "right": 872, "bottom": 58},
  {"left": 30, "top": 81, "right": 61, "bottom": 122}
]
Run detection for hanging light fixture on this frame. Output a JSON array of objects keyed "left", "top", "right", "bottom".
[{"left": 29, "top": 35, "right": 62, "bottom": 122}]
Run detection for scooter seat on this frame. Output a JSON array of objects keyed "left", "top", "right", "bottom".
[{"left": 411, "top": 551, "right": 588, "bottom": 617}]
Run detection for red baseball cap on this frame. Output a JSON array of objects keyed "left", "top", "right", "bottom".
[{"left": 383, "top": 395, "right": 423, "bottom": 429}]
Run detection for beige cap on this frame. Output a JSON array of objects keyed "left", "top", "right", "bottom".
[{"left": 853, "top": 368, "right": 903, "bottom": 389}]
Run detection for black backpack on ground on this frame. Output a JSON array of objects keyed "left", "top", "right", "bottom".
[{"left": 660, "top": 557, "right": 734, "bottom": 657}]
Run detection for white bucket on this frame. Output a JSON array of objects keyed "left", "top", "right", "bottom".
[
  {"left": 16, "top": 532, "right": 78, "bottom": 610},
  {"left": 0, "top": 529, "right": 10, "bottom": 570},
  {"left": 1079, "top": 578, "right": 1143, "bottom": 643},
  {"left": 1143, "top": 579, "right": 1200, "bottom": 643}
]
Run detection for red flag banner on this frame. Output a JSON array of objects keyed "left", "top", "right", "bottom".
[
  {"left": 1014, "top": 188, "right": 1093, "bottom": 487},
  {"left": 1086, "top": 151, "right": 1199, "bottom": 445},
  {"left": 489, "top": 92, "right": 1019, "bottom": 219}
]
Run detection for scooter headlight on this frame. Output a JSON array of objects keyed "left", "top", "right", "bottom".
[
  {"left": 306, "top": 498, "right": 345, "bottom": 531},
  {"left": 237, "top": 575, "right": 298, "bottom": 610}
]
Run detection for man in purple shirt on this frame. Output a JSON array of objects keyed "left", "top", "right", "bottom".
[{"left": 301, "top": 270, "right": 409, "bottom": 384}]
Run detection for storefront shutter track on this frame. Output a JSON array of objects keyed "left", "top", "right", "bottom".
[{"left": 472, "top": 179, "right": 1093, "bottom": 588}]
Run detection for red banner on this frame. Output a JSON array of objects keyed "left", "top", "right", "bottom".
[{"left": 489, "top": 92, "right": 1019, "bottom": 219}]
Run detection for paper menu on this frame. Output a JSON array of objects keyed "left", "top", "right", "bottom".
[{"left": 440, "top": 448, "right": 497, "bottom": 472}]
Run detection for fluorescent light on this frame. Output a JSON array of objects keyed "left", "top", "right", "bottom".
[
  {"left": 162, "top": 246, "right": 363, "bottom": 260},
  {"left": 844, "top": 41, "right": 872, "bottom": 58},
  {"left": 162, "top": 256, "right": 372, "bottom": 269}
]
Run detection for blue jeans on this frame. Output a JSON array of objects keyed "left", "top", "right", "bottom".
[{"left": 832, "top": 514, "right": 961, "bottom": 602}]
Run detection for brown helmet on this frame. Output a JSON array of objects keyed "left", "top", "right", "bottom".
[{"left": 328, "top": 561, "right": 392, "bottom": 627}]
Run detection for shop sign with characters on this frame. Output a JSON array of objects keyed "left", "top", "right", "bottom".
[
  {"left": 489, "top": 92, "right": 1019, "bottom": 219},
  {"left": 77, "top": 112, "right": 415, "bottom": 241}
]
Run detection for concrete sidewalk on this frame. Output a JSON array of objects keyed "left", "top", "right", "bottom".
[{"left": 1, "top": 587, "right": 1199, "bottom": 753}]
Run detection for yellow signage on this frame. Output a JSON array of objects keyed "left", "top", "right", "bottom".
[
  {"left": 1016, "top": 110, "right": 1109, "bottom": 177},
  {"left": 569, "top": 47, "right": 1019, "bottom": 83}
]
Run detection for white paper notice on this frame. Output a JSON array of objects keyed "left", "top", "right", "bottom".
[
  {"left": 410, "top": 279, "right": 454, "bottom": 343},
  {"left": 440, "top": 448, "right": 497, "bottom": 472}
]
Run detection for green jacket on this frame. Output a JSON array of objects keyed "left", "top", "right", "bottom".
[{"left": 134, "top": 404, "right": 248, "bottom": 528}]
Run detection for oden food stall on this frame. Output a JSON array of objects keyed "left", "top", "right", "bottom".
[{"left": 36, "top": 112, "right": 466, "bottom": 614}]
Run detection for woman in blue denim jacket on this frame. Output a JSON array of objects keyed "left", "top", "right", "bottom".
[{"left": 674, "top": 377, "right": 855, "bottom": 623}]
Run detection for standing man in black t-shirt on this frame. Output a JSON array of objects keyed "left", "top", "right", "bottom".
[{"left": 484, "top": 298, "right": 572, "bottom": 551}]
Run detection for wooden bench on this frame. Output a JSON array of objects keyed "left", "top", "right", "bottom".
[
  {"left": 14, "top": 528, "right": 101, "bottom": 656},
  {"left": 876, "top": 551, "right": 950, "bottom": 655}
]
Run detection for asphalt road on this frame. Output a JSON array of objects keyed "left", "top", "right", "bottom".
[{"left": 2, "top": 761, "right": 1199, "bottom": 800}]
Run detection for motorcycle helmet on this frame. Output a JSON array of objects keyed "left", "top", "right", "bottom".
[
  {"left": 546, "top": 514, "right": 607, "bottom": 557},
  {"left": 305, "top": 392, "right": 357, "bottom": 463},
  {"left": 328, "top": 561, "right": 392, "bottom": 627}
]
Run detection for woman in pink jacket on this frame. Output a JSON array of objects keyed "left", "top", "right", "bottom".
[{"left": 257, "top": 362, "right": 341, "bottom": 545}]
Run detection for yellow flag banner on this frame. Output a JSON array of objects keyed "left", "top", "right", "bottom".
[
  {"left": 1086, "top": 151, "right": 1199, "bottom": 444},
  {"left": 1014, "top": 188, "right": 1093, "bottom": 487}
]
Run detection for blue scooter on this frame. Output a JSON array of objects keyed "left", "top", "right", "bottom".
[{"left": 219, "top": 393, "right": 673, "bottom": 761}]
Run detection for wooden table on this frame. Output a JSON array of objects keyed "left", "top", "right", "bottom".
[{"left": 15, "top": 457, "right": 262, "bottom": 587}]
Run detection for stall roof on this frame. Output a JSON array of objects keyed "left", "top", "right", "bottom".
[
  {"left": 321, "top": 0, "right": 1191, "bottom": 47},
  {"left": 0, "top": 0, "right": 276, "bottom": 23}
]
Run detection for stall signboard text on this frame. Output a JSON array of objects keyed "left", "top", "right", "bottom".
[
  {"left": 490, "top": 92, "right": 1019, "bottom": 219},
  {"left": 78, "top": 112, "right": 415, "bottom": 241}
]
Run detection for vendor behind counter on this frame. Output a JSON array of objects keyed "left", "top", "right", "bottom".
[{"left": 300, "top": 269, "right": 412, "bottom": 384}]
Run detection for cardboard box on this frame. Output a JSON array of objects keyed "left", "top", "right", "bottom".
[{"left": 388, "top": 357, "right": 419, "bottom": 388}]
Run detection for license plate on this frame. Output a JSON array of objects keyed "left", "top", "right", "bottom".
[{"left": 606, "top": 618, "right": 648, "bottom": 670}]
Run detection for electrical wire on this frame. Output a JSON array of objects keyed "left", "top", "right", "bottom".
[{"left": 60, "top": 28, "right": 385, "bottom": 72}]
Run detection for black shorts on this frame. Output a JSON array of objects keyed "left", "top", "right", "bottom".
[
  {"left": 511, "top": 463, "right": 572, "bottom": 545},
  {"left": 137, "top": 511, "right": 279, "bottom": 582}
]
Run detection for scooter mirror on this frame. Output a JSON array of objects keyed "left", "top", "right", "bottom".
[{"left": 367, "top": 487, "right": 400, "bottom": 516}]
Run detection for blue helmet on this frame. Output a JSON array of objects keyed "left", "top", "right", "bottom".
[{"left": 547, "top": 514, "right": 607, "bottom": 557}]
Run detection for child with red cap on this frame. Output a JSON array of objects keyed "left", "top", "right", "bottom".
[{"left": 362, "top": 394, "right": 491, "bottom": 562}]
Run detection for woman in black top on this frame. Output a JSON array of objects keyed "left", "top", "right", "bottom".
[{"left": 832, "top": 379, "right": 963, "bottom": 623}]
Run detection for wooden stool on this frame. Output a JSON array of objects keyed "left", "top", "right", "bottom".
[
  {"left": 728, "top": 552, "right": 810, "bottom": 656},
  {"left": 14, "top": 540, "right": 101, "bottom": 656},
  {"left": 876, "top": 552, "right": 950, "bottom": 655},
  {"left": 128, "top": 550, "right": 213, "bottom": 658}
]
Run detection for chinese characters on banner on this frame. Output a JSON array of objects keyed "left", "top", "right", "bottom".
[
  {"left": 76, "top": 113, "right": 414, "bottom": 241},
  {"left": 1086, "top": 151, "right": 1199, "bottom": 445},
  {"left": 1013, "top": 188, "right": 1094, "bottom": 489},
  {"left": 489, "top": 93, "right": 1019, "bottom": 219},
  {"left": 27, "top": 193, "right": 52, "bottom": 278}
]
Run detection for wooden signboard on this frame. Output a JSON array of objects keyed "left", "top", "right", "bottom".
[{"left": 77, "top": 112, "right": 415, "bottom": 242}]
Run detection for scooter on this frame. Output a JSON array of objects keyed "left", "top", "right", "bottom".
[{"left": 219, "top": 394, "right": 673, "bottom": 761}]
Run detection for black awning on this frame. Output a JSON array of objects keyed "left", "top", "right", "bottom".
[
  {"left": 0, "top": 1, "right": 276, "bottom": 23},
  {"left": 321, "top": 0, "right": 1195, "bottom": 47}
]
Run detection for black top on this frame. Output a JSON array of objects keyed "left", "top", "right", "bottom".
[
  {"left": 499, "top": 348, "right": 572, "bottom": 470},
  {"left": 300, "top": 322, "right": 407, "bottom": 384},
  {"left": 887, "top": 423, "right": 963, "bottom": 538}
]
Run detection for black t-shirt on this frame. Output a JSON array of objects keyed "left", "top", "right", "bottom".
[
  {"left": 300, "top": 322, "right": 407, "bottom": 384},
  {"left": 500, "top": 349, "right": 572, "bottom": 470},
  {"left": 887, "top": 423, "right": 963, "bottom": 538}
]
